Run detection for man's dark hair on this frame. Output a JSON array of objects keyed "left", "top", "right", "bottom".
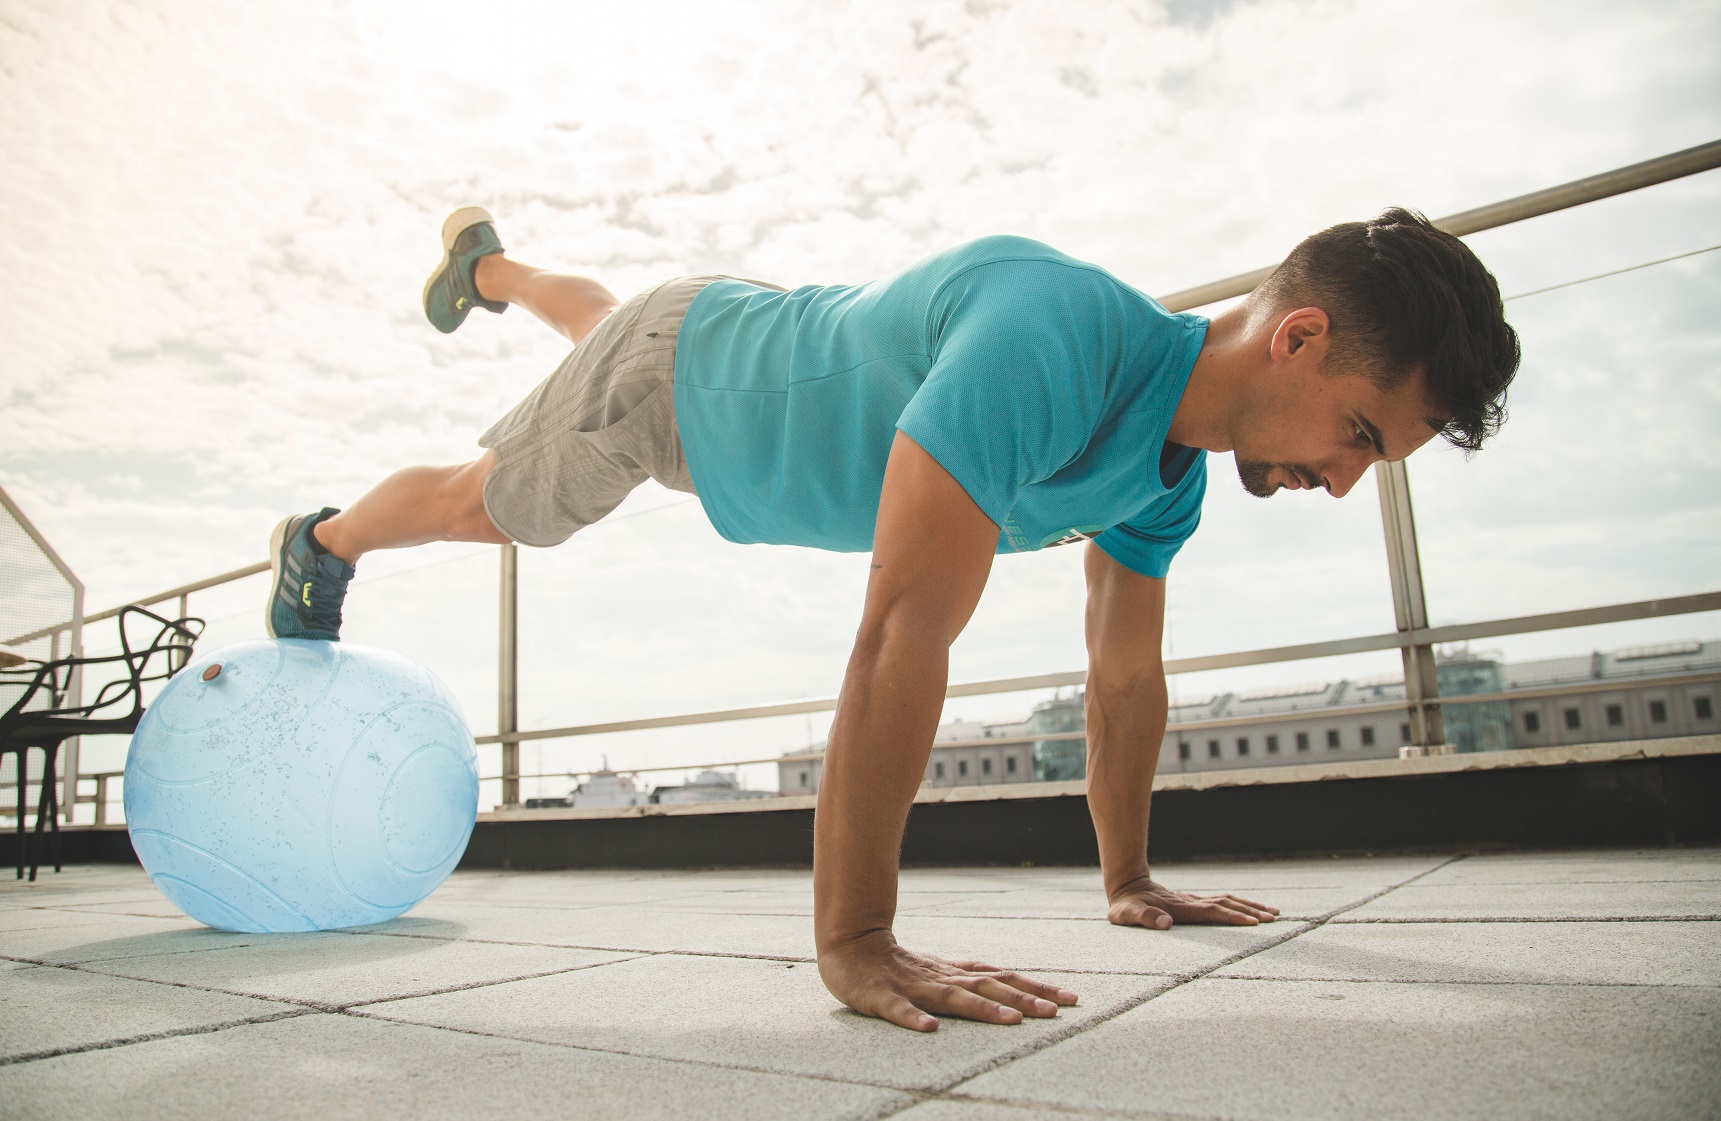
[{"left": 1255, "top": 207, "right": 1521, "bottom": 452}]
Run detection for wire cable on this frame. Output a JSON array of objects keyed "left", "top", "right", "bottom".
[{"left": 1503, "top": 243, "right": 1721, "bottom": 302}]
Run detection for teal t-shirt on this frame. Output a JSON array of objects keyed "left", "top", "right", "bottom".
[{"left": 671, "top": 236, "right": 1209, "bottom": 579}]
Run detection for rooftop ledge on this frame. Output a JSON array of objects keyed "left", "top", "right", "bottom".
[
  {"left": 18, "top": 735, "right": 1717, "bottom": 869},
  {"left": 478, "top": 734, "right": 1721, "bottom": 823}
]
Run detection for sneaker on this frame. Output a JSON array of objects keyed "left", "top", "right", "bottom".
[
  {"left": 423, "top": 206, "right": 508, "bottom": 334},
  {"left": 265, "top": 508, "right": 356, "bottom": 641}
]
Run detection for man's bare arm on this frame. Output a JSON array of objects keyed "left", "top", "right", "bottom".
[
  {"left": 815, "top": 431, "right": 1078, "bottom": 1031},
  {"left": 1083, "top": 543, "right": 1280, "bottom": 929}
]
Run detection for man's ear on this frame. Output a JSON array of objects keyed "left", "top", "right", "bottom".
[{"left": 1269, "top": 307, "right": 1332, "bottom": 369}]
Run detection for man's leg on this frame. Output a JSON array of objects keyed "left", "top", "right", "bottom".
[
  {"left": 314, "top": 255, "right": 624, "bottom": 563},
  {"left": 474, "top": 254, "right": 621, "bottom": 346},
  {"left": 270, "top": 223, "right": 637, "bottom": 639},
  {"left": 312, "top": 452, "right": 509, "bottom": 562}
]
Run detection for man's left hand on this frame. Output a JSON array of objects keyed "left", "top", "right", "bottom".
[{"left": 1106, "top": 876, "right": 1280, "bottom": 929}]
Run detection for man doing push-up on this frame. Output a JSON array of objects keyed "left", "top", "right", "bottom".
[{"left": 266, "top": 206, "right": 1519, "bottom": 1032}]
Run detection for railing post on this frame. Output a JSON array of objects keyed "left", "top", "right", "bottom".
[
  {"left": 94, "top": 773, "right": 109, "bottom": 826},
  {"left": 61, "top": 582, "right": 85, "bottom": 823},
  {"left": 1376, "top": 461, "right": 1444, "bottom": 750},
  {"left": 498, "top": 542, "right": 520, "bottom": 808}
]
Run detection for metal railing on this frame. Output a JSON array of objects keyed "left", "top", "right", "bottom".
[{"left": 7, "top": 139, "right": 1720, "bottom": 819}]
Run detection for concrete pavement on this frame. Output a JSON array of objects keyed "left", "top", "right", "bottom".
[{"left": 3, "top": 849, "right": 1717, "bottom": 1119}]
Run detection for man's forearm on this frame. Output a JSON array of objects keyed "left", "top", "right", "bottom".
[
  {"left": 1084, "top": 668, "right": 1168, "bottom": 898},
  {"left": 813, "top": 629, "right": 947, "bottom": 953}
]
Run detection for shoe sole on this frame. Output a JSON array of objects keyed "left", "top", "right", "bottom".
[
  {"left": 422, "top": 206, "right": 497, "bottom": 319},
  {"left": 264, "top": 514, "right": 293, "bottom": 639}
]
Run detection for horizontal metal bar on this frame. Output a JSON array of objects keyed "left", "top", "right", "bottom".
[
  {"left": 488, "top": 668, "right": 1721, "bottom": 782},
  {"left": 478, "top": 591, "right": 1720, "bottom": 746},
  {"left": 4, "top": 560, "right": 270, "bottom": 645},
  {"left": 1432, "top": 669, "right": 1721, "bottom": 710},
  {"left": 1154, "top": 138, "right": 1721, "bottom": 312}
]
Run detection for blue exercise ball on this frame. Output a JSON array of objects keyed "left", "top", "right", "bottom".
[{"left": 125, "top": 638, "right": 478, "bottom": 933}]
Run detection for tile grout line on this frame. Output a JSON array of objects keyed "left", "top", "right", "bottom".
[
  {"left": 0, "top": 1009, "right": 317, "bottom": 1068},
  {"left": 336, "top": 1006, "right": 933, "bottom": 1102},
  {"left": 1206, "top": 973, "right": 1721, "bottom": 990},
  {"left": 1332, "top": 913, "right": 1721, "bottom": 923},
  {"left": 0, "top": 949, "right": 662, "bottom": 1027},
  {"left": 868, "top": 853, "right": 1476, "bottom": 1119}
]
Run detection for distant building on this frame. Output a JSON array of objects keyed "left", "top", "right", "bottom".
[
  {"left": 1506, "top": 641, "right": 1719, "bottom": 748},
  {"left": 650, "top": 769, "right": 776, "bottom": 805},
  {"left": 778, "top": 640, "right": 1719, "bottom": 792},
  {"left": 1031, "top": 693, "right": 1086, "bottom": 781},
  {"left": 571, "top": 770, "right": 650, "bottom": 809},
  {"left": 1437, "top": 652, "right": 1513, "bottom": 753}
]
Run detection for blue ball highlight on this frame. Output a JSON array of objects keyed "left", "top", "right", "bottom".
[{"left": 125, "top": 639, "right": 479, "bottom": 933}]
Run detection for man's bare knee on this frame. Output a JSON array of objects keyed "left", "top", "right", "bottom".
[{"left": 444, "top": 454, "right": 511, "bottom": 544}]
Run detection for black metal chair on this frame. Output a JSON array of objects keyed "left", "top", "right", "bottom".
[{"left": 0, "top": 607, "right": 203, "bottom": 881}]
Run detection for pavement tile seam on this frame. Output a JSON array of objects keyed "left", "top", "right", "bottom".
[
  {"left": 1211, "top": 971, "right": 1721, "bottom": 990},
  {"left": 337, "top": 924, "right": 824, "bottom": 963},
  {"left": 1293, "top": 853, "right": 1469, "bottom": 923},
  {"left": 334, "top": 1005, "right": 934, "bottom": 1100},
  {"left": 0, "top": 955, "right": 347, "bottom": 1014},
  {"left": 936, "top": 1091, "right": 1226, "bottom": 1119},
  {"left": 1330, "top": 913, "right": 1721, "bottom": 923},
  {"left": 919, "top": 855, "right": 1472, "bottom": 1107},
  {"left": 69, "top": 950, "right": 659, "bottom": 1014},
  {"left": 0, "top": 1007, "right": 318, "bottom": 1068}
]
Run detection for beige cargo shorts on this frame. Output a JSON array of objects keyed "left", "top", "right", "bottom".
[{"left": 479, "top": 275, "right": 727, "bottom": 548}]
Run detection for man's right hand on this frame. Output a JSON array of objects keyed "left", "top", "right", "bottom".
[{"left": 817, "top": 929, "right": 1079, "bottom": 1032}]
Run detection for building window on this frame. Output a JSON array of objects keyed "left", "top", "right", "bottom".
[
  {"left": 1296, "top": 732, "right": 1310, "bottom": 752},
  {"left": 1266, "top": 734, "right": 1280, "bottom": 754},
  {"left": 934, "top": 762, "right": 945, "bottom": 779},
  {"left": 1563, "top": 708, "right": 1581, "bottom": 730},
  {"left": 1326, "top": 729, "right": 1340, "bottom": 749},
  {"left": 982, "top": 758, "right": 992, "bottom": 776},
  {"left": 958, "top": 760, "right": 969, "bottom": 777},
  {"left": 1606, "top": 704, "right": 1624, "bottom": 727},
  {"left": 799, "top": 772, "right": 808, "bottom": 788},
  {"left": 1207, "top": 739, "right": 1221, "bottom": 759},
  {"left": 1648, "top": 700, "right": 1667, "bottom": 723},
  {"left": 1360, "top": 726, "right": 1376, "bottom": 747},
  {"left": 1696, "top": 696, "right": 1714, "bottom": 721},
  {"left": 1006, "top": 755, "right": 1018, "bottom": 773},
  {"left": 1401, "top": 723, "right": 1412, "bottom": 744},
  {"left": 1178, "top": 741, "right": 1191, "bottom": 761},
  {"left": 1236, "top": 737, "right": 1250, "bottom": 756},
  {"left": 1524, "top": 711, "right": 1541, "bottom": 734}
]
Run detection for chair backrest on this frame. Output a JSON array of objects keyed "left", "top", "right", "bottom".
[{"left": 0, "top": 607, "right": 204, "bottom": 731}]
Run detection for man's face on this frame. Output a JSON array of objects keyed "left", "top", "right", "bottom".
[{"left": 1233, "top": 364, "right": 1446, "bottom": 499}]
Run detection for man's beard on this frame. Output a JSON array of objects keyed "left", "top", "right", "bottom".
[{"left": 1236, "top": 459, "right": 1319, "bottom": 498}]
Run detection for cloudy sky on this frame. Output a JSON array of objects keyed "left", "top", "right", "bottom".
[{"left": 3, "top": 0, "right": 1718, "bottom": 806}]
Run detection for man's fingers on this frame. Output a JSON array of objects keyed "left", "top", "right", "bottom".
[
  {"left": 873, "top": 993, "right": 939, "bottom": 1032},
  {"left": 927, "top": 983, "right": 1023, "bottom": 1025},
  {"left": 1205, "top": 895, "right": 1277, "bottom": 922},
  {"left": 1193, "top": 900, "right": 1261, "bottom": 925},
  {"left": 1117, "top": 901, "right": 1174, "bottom": 930},
  {"left": 982, "top": 970, "right": 1080, "bottom": 1007},
  {"left": 957, "top": 976, "right": 1060, "bottom": 1018}
]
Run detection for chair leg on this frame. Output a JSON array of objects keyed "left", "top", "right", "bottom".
[
  {"left": 45, "top": 743, "right": 62, "bottom": 875},
  {"left": 30, "top": 753, "right": 47, "bottom": 883},
  {"left": 15, "top": 749, "right": 28, "bottom": 881}
]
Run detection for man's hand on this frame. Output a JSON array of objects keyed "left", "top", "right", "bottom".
[
  {"left": 818, "top": 930, "right": 1079, "bottom": 1033},
  {"left": 1106, "top": 875, "right": 1280, "bottom": 930}
]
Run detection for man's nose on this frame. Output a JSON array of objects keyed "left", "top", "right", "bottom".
[{"left": 1323, "top": 457, "right": 1373, "bottom": 499}]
